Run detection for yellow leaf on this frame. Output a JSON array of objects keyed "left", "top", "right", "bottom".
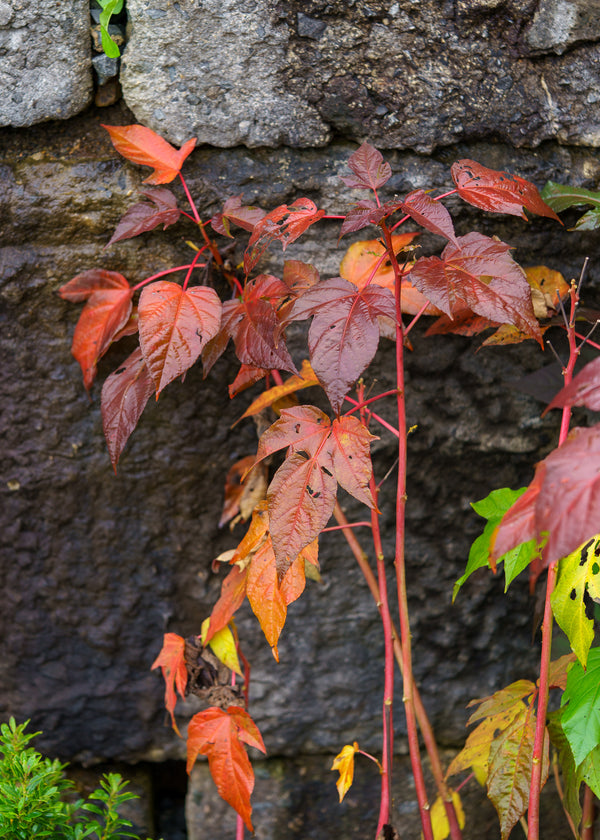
[
  {"left": 524, "top": 265, "right": 568, "bottom": 319},
  {"left": 200, "top": 618, "right": 242, "bottom": 675},
  {"left": 425, "top": 791, "right": 465, "bottom": 840},
  {"left": 331, "top": 742, "right": 359, "bottom": 802},
  {"left": 238, "top": 359, "right": 319, "bottom": 422}
]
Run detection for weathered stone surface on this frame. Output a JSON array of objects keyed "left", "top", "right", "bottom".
[
  {"left": 186, "top": 752, "right": 574, "bottom": 839},
  {"left": 0, "top": 0, "right": 93, "bottom": 127},
  {"left": 2, "top": 105, "right": 600, "bottom": 770},
  {"left": 120, "top": 0, "right": 600, "bottom": 151}
]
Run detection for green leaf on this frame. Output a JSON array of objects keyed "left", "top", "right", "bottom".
[
  {"left": 580, "top": 745, "right": 600, "bottom": 800},
  {"left": 98, "top": 0, "right": 122, "bottom": 57},
  {"left": 454, "top": 488, "right": 534, "bottom": 600},
  {"left": 541, "top": 181, "right": 600, "bottom": 212},
  {"left": 572, "top": 208, "right": 600, "bottom": 231},
  {"left": 561, "top": 647, "right": 600, "bottom": 766},
  {"left": 546, "top": 710, "right": 583, "bottom": 832},
  {"left": 551, "top": 535, "right": 600, "bottom": 667}
]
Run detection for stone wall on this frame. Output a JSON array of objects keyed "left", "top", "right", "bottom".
[{"left": 2, "top": 3, "right": 600, "bottom": 837}]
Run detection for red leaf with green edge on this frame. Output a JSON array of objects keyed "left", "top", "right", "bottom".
[
  {"left": 543, "top": 356, "right": 600, "bottom": 415},
  {"left": 210, "top": 195, "right": 266, "bottom": 237},
  {"left": 487, "top": 702, "right": 548, "bottom": 839},
  {"left": 186, "top": 706, "right": 265, "bottom": 831},
  {"left": 138, "top": 281, "right": 222, "bottom": 394},
  {"left": 408, "top": 233, "right": 542, "bottom": 346},
  {"left": 220, "top": 275, "right": 297, "bottom": 374},
  {"left": 451, "top": 159, "right": 561, "bottom": 222},
  {"left": 107, "top": 188, "right": 181, "bottom": 246},
  {"left": 101, "top": 347, "right": 154, "bottom": 470},
  {"left": 102, "top": 124, "right": 196, "bottom": 185},
  {"left": 151, "top": 632, "right": 187, "bottom": 734},
  {"left": 341, "top": 142, "right": 392, "bottom": 191},
  {"left": 283, "top": 276, "right": 396, "bottom": 413},
  {"left": 400, "top": 189, "right": 459, "bottom": 246},
  {"left": 59, "top": 269, "right": 130, "bottom": 302},
  {"left": 205, "top": 565, "right": 249, "bottom": 644},
  {"left": 244, "top": 198, "right": 325, "bottom": 274},
  {"left": 71, "top": 287, "right": 134, "bottom": 390},
  {"left": 492, "top": 426, "right": 600, "bottom": 584}
]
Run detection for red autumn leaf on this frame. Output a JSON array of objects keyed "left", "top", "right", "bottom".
[
  {"left": 210, "top": 195, "right": 266, "bottom": 237},
  {"left": 102, "top": 124, "right": 196, "bottom": 185},
  {"left": 220, "top": 275, "right": 297, "bottom": 374},
  {"left": 71, "top": 287, "right": 134, "bottom": 390},
  {"left": 255, "top": 406, "right": 377, "bottom": 573},
  {"left": 408, "top": 233, "right": 542, "bottom": 345},
  {"left": 107, "top": 188, "right": 181, "bottom": 246},
  {"left": 400, "top": 189, "right": 459, "bottom": 246},
  {"left": 228, "top": 364, "right": 269, "bottom": 398},
  {"left": 205, "top": 564, "right": 249, "bottom": 643},
  {"left": 492, "top": 426, "right": 600, "bottom": 582},
  {"left": 138, "top": 281, "right": 222, "bottom": 394},
  {"left": 59, "top": 269, "right": 131, "bottom": 302},
  {"left": 341, "top": 142, "right": 392, "bottom": 191},
  {"left": 543, "top": 356, "right": 600, "bottom": 415},
  {"left": 151, "top": 632, "right": 187, "bottom": 734},
  {"left": 339, "top": 233, "right": 419, "bottom": 292},
  {"left": 338, "top": 200, "right": 381, "bottom": 238},
  {"left": 283, "top": 276, "right": 397, "bottom": 413},
  {"left": 451, "top": 160, "right": 561, "bottom": 222},
  {"left": 101, "top": 347, "right": 154, "bottom": 470},
  {"left": 244, "top": 198, "right": 325, "bottom": 274},
  {"left": 282, "top": 260, "right": 320, "bottom": 295},
  {"left": 112, "top": 307, "right": 139, "bottom": 341},
  {"left": 186, "top": 706, "right": 265, "bottom": 831}
]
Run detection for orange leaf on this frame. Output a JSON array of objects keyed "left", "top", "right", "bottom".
[
  {"left": 331, "top": 742, "right": 359, "bottom": 802},
  {"left": 238, "top": 359, "right": 319, "bottom": 421},
  {"left": 72, "top": 287, "right": 133, "bottom": 390},
  {"left": 138, "top": 281, "right": 222, "bottom": 394},
  {"left": 204, "top": 565, "right": 249, "bottom": 644},
  {"left": 102, "top": 124, "right": 197, "bottom": 184},
  {"left": 151, "top": 633, "right": 187, "bottom": 734},
  {"left": 186, "top": 706, "right": 265, "bottom": 831},
  {"left": 246, "top": 539, "right": 288, "bottom": 661},
  {"left": 525, "top": 265, "right": 568, "bottom": 319}
]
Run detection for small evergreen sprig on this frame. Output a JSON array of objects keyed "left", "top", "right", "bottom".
[{"left": 0, "top": 718, "right": 158, "bottom": 840}]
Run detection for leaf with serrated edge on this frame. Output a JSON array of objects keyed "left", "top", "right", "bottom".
[
  {"left": 487, "top": 703, "right": 548, "bottom": 840},
  {"left": 103, "top": 124, "right": 196, "bottom": 185},
  {"left": 138, "top": 281, "right": 222, "bottom": 394},
  {"left": 204, "top": 565, "right": 249, "bottom": 644},
  {"left": 452, "top": 160, "right": 560, "bottom": 221},
  {"left": 330, "top": 415, "right": 377, "bottom": 509},
  {"left": 101, "top": 347, "right": 154, "bottom": 470},
  {"left": 561, "top": 648, "right": 600, "bottom": 766},
  {"left": 400, "top": 189, "right": 459, "bottom": 246},
  {"left": 544, "top": 357, "right": 600, "bottom": 415},
  {"left": 186, "top": 706, "right": 265, "bottom": 831},
  {"left": 341, "top": 142, "right": 392, "bottom": 191},
  {"left": 107, "top": 188, "right": 180, "bottom": 246},
  {"left": 246, "top": 539, "right": 288, "bottom": 661},
  {"left": 151, "top": 633, "right": 187, "bottom": 734},
  {"left": 72, "top": 287, "right": 133, "bottom": 389},
  {"left": 551, "top": 536, "right": 600, "bottom": 666}
]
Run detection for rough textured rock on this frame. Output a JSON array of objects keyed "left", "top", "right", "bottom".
[
  {"left": 2, "top": 105, "right": 600, "bottom": 771},
  {"left": 120, "top": 0, "right": 600, "bottom": 151},
  {"left": 0, "top": 0, "right": 93, "bottom": 127}
]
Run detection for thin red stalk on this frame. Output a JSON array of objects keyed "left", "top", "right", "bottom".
[
  {"left": 582, "top": 784, "right": 595, "bottom": 840},
  {"left": 182, "top": 250, "right": 204, "bottom": 292},
  {"left": 405, "top": 301, "right": 433, "bottom": 337},
  {"left": 343, "top": 389, "right": 400, "bottom": 417},
  {"left": 235, "top": 814, "right": 245, "bottom": 840},
  {"left": 528, "top": 282, "right": 579, "bottom": 840},
  {"left": 384, "top": 223, "right": 434, "bottom": 840},
  {"left": 573, "top": 332, "right": 600, "bottom": 352},
  {"left": 131, "top": 264, "right": 197, "bottom": 291},
  {"left": 321, "top": 521, "right": 372, "bottom": 533},
  {"left": 332, "top": 503, "right": 462, "bottom": 840},
  {"left": 343, "top": 395, "right": 400, "bottom": 438},
  {"left": 179, "top": 172, "right": 229, "bottom": 272}
]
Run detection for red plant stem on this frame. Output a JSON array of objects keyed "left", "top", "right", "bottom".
[
  {"left": 182, "top": 250, "right": 204, "bottom": 292},
  {"left": 131, "top": 264, "right": 198, "bottom": 292},
  {"left": 383, "top": 223, "right": 434, "bottom": 840},
  {"left": 528, "top": 282, "right": 579, "bottom": 840},
  {"left": 582, "top": 784, "right": 595, "bottom": 840},
  {"left": 343, "top": 395, "right": 400, "bottom": 438},
  {"left": 405, "top": 301, "right": 433, "bottom": 337},
  {"left": 574, "top": 332, "right": 600, "bottom": 352},
  {"left": 235, "top": 814, "right": 245, "bottom": 840},
  {"left": 343, "top": 389, "right": 401, "bottom": 416},
  {"left": 321, "top": 521, "right": 373, "bottom": 533},
  {"left": 332, "top": 503, "right": 462, "bottom": 840}
]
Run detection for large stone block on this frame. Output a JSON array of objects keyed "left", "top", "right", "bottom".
[
  {"left": 0, "top": 0, "right": 93, "bottom": 126},
  {"left": 121, "top": 0, "right": 600, "bottom": 151}
]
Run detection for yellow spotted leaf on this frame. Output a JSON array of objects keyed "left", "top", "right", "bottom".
[
  {"left": 331, "top": 742, "right": 359, "bottom": 802},
  {"left": 551, "top": 534, "right": 600, "bottom": 667}
]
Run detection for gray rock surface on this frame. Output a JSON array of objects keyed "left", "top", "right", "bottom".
[
  {"left": 0, "top": 0, "right": 93, "bottom": 127},
  {"left": 120, "top": 0, "right": 600, "bottom": 151}
]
